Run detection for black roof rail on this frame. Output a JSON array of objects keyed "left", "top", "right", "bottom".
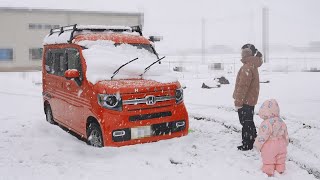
[
  {"left": 48, "top": 24, "right": 143, "bottom": 43},
  {"left": 49, "top": 29, "right": 53, "bottom": 36},
  {"left": 131, "top": 25, "right": 143, "bottom": 36},
  {"left": 68, "top": 24, "right": 78, "bottom": 43},
  {"left": 58, "top": 27, "right": 64, "bottom": 36},
  {"left": 48, "top": 24, "right": 75, "bottom": 37}
]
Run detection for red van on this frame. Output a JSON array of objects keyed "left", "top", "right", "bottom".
[{"left": 42, "top": 25, "right": 189, "bottom": 147}]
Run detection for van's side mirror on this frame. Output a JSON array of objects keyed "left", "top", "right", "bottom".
[{"left": 65, "top": 69, "right": 80, "bottom": 79}]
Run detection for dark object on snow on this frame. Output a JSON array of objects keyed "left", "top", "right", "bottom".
[
  {"left": 237, "top": 104, "right": 257, "bottom": 151},
  {"left": 303, "top": 124, "right": 312, "bottom": 129},
  {"left": 214, "top": 76, "right": 230, "bottom": 84},
  {"left": 201, "top": 83, "right": 221, "bottom": 89},
  {"left": 170, "top": 158, "right": 182, "bottom": 165},
  {"left": 173, "top": 66, "right": 184, "bottom": 72},
  {"left": 260, "top": 80, "right": 270, "bottom": 83}
]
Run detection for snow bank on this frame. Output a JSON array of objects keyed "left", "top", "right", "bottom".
[{"left": 80, "top": 40, "right": 177, "bottom": 84}]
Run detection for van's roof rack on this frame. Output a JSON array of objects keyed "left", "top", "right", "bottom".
[{"left": 48, "top": 24, "right": 143, "bottom": 43}]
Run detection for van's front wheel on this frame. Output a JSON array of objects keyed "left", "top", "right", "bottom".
[
  {"left": 87, "top": 123, "right": 104, "bottom": 147},
  {"left": 45, "top": 104, "right": 56, "bottom": 124}
]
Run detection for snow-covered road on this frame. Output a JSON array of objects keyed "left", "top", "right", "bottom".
[{"left": 0, "top": 72, "right": 319, "bottom": 180}]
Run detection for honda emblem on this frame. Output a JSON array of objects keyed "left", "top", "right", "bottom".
[{"left": 146, "top": 95, "right": 156, "bottom": 105}]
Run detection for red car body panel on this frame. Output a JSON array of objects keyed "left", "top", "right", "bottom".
[{"left": 42, "top": 33, "right": 189, "bottom": 147}]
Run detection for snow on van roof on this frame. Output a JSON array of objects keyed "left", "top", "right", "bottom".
[
  {"left": 43, "top": 30, "right": 72, "bottom": 45},
  {"left": 43, "top": 25, "right": 137, "bottom": 45}
]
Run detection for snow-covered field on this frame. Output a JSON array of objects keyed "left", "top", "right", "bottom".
[{"left": 0, "top": 70, "right": 319, "bottom": 180}]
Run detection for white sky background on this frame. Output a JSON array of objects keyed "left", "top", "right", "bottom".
[{"left": 0, "top": 0, "right": 319, "bottom": 53}]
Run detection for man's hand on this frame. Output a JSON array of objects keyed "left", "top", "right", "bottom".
[{"left": 235, "top": 106, "right": 243, "bottom": 111}]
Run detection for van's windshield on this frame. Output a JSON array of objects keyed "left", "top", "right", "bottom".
[{"left": 79, "top": 40, "right": 174, "bottom": 83}]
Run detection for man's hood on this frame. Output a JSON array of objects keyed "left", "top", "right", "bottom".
[{"left": 241, "top": 56, "right": 263, "bottom": 68}]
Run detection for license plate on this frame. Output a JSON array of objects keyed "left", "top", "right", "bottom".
[{"left": 131, "top": 126, "right": 152, "bottom": 139}]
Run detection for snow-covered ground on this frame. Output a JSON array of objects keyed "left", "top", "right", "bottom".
[{"left": 0, "top": 70, "right": 319, "bottom": 180}]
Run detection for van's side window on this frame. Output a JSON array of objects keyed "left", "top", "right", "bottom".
[
  {"left": 45, "top": 50, "right": 54, "bottom": 74},
  {"left": 45, "top": 48, "right": 81, "bottom": 78},
  {"left": 58, "top": 52, "right": 68, "bottom": 76},
  {"left": 66, "top": 48, "right": 82, "bottom": 80},
  {"left": 53, "top": 51, "right": 66, "bottom": 76}
]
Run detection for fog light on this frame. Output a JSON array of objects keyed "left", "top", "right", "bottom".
[
  {"left": 113, "top": 130, "right": 126, "bottom": 137},
  {"left": 176, "top": 121, "right": 185, "bottom": 128}
]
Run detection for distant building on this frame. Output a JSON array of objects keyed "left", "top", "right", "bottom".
[{"left": 0, "top": 7, "right": 144, "bottom": 71}]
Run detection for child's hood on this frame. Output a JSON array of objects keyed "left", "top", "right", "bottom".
[{"left": 259, "top": 99, "right": 280, "bottom": 119}]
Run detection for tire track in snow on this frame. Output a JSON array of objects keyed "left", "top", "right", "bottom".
[
  {"left": 189, "top": 103, "right": 320, "bottom": 160},
  {"left": 206, "top": 105, "right": 320, "bottom": 160},
  {"left": 190, "top": 114, "right": 320, "bottom": 179},
  {"left": 188, "top": 103, "right": 320, "bottom": 130}
]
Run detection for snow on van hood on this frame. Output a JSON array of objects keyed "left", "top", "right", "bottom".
[
  {"left": 79, "top": 40, "right": 178, "bottom": 84},
  {"left": 94, "top": 79, "right": 179, "bottom": 94}
]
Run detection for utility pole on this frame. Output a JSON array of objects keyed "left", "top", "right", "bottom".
[
  {"left": 262, "top": 7, "right": 269, "bottom": 63},
  {"left": 201, "top": 18, "right": 206, "bottom": 64}
]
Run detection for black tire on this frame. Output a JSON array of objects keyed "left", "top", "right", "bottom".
[
  {"left": 87, "top": 123, "right": 104, "bottom": 147},
  {"left": 45, "top": 104, "right": 56, "bottom": 124}
]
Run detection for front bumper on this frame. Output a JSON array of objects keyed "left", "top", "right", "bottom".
[{"left": 99, "top": 103, "right": 189, "bottom": 147}]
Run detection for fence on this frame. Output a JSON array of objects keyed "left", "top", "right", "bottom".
[{"left": 162, "top": 54, "right": 320, "bottom": 78}]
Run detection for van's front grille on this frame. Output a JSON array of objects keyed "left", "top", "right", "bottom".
[
  {"left": 122, "top": 91, "right": 176, "bottom": 112},
  {"left": 129, "top": 111, "right": 172, "bottom": 122},
  {"left": 123, "top": 95, "right": 175, "bottom": 105}
]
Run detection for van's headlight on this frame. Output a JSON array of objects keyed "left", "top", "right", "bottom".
[
  {"left": 175, "top": 88, "right": 184, "bottom": 104},
  {"left": 98, "top": 94, "right": 122, "bottom": 111}
]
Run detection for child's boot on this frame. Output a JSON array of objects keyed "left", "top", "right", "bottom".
[{"left": 262, "top": 164, "right": 275, "bottom": 177}]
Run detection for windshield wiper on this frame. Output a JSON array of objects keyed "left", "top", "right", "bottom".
[
  {"left": 140, "top": 56, "right": 166, "bottom": 77},
  {"left": 111, "top": 57, "right": 139, "bottom": 80}
]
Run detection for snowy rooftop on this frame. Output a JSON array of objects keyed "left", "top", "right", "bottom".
[{"left": 0, "top": 4, "right": 142, "bottom": 14}]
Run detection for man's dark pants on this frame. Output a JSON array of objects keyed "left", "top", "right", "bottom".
[{"left": 238, "top": 104, "right": 257, "bottom": 148}]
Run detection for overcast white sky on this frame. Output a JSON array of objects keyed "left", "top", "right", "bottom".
[{"left": 1, "top": 0, "right": 319, "bottom": 53}]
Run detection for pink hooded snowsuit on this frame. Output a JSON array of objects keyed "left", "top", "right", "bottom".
[{"left": 254, "top": 99, "right": 289, "bottom": 175}]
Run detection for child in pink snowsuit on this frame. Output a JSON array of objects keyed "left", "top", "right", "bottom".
[{"left": 254, "top": 99, "right": 289, "bottom": 176}]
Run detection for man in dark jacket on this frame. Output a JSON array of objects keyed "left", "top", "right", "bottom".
[{"left": 233, "top": 44, "right": 263, "bottom": 151}]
